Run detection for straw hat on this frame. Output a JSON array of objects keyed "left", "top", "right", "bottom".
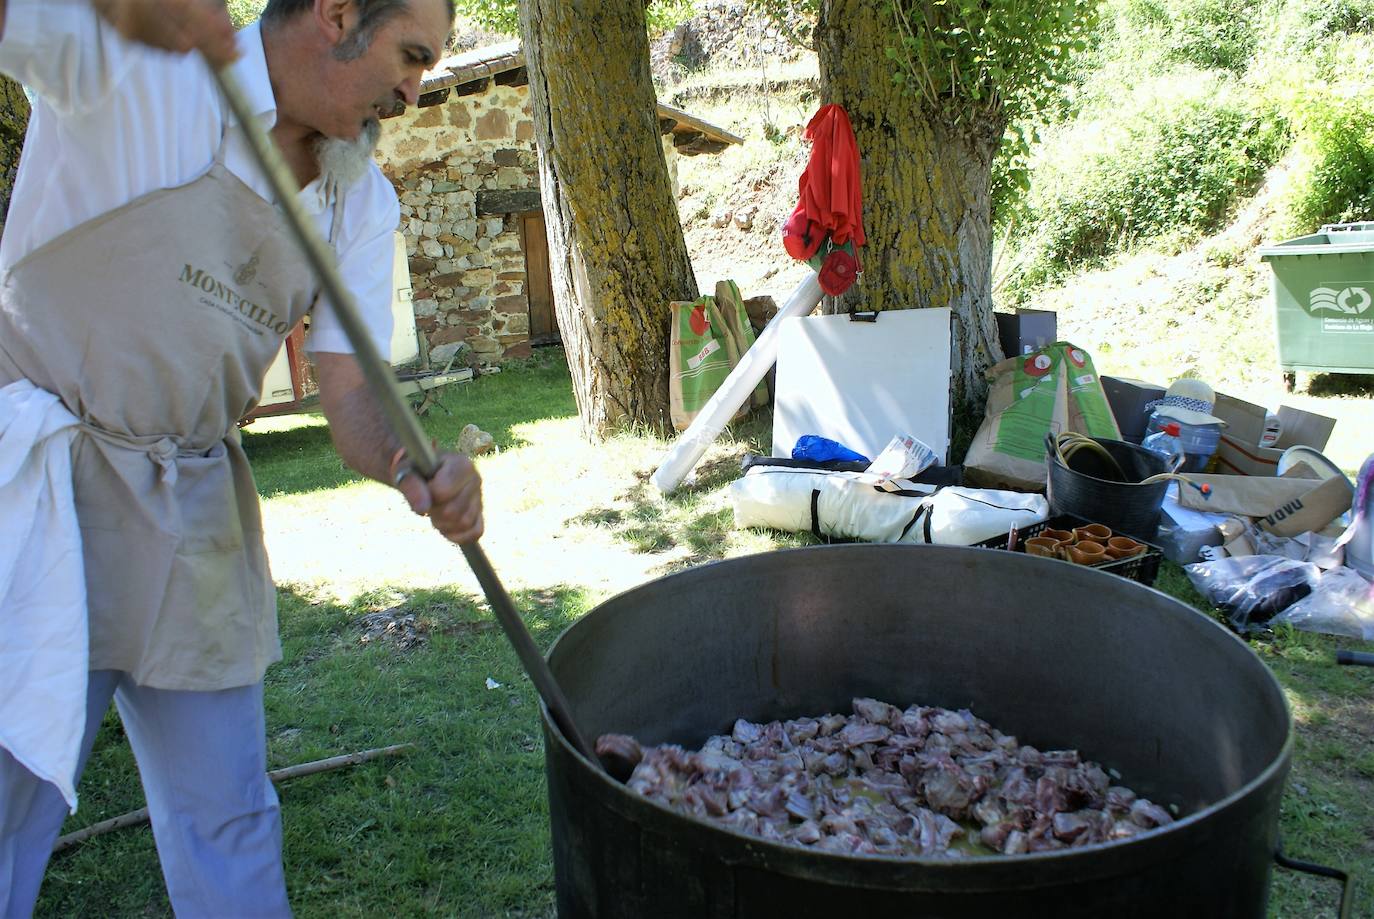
[{"left": 1149, "top": 378, "right": 1226, "bottom": 426}]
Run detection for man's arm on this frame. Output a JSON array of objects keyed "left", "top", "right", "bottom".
[
  {"left": 315, "top": 352, "right": 485, "bottom": 545},
  {"left": 0, "top": 0, "right": 235, "bottom": 113},
  {"left": 91, "top": 0, "right": 237, "bottom": 67}
]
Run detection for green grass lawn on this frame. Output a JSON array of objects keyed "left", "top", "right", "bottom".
[{"left": 35, "top": 351, "right": 1374, "bottom": 918}]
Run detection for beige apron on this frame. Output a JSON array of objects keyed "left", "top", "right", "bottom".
[{"left": 0, "top": 144, "right": 343, "bottom": 691}]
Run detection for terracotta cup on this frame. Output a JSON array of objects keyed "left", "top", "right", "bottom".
[
  {"left": 1105, "top": 536, "right": 1146, "bottom": 560},
  {"left": 1066, "top": 540, "right": 1107, "bottom": 565},
  {"left": 1025, "top": 536, "right": 1060, "bottom": 558},
  {"left": 1073, "top": 524, "right": 1112, "bottom": 544},
  {"left": 1040, "top": 528, "right": 1074, "bottom": 546}
]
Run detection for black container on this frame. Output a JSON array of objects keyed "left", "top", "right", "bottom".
[
  {"left": 1047, "top": 437, "right": 1170, "bottom": 541},
  {"left": 542, "top": 545, "right": 1298, "bottom": 918},
  {"left": 975, "top": 513, "right": 1164, "bottom": 586}
]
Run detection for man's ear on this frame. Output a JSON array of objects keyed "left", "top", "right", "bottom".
[{"left": 313, "top": 0, "right": 357, "bottom": 47}]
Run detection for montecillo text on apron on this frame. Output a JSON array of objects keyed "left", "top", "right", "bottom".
[{"left": 179, "top": 263, "right": 288, "bottom": 336}]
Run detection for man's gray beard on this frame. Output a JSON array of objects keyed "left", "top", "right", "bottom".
[{"left": 314, "top": 118, "right": 381, "bottom": 191}]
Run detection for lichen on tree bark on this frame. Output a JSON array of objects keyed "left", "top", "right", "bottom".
[
  {"left": 0, "top": 76, "right": 31, "bottom": 243},
  {"left": 816, "top": 0, "right": 1008, "bottom": 445},
  {"left": 519, "top": 0, "right": 698, "bottom": 439}
]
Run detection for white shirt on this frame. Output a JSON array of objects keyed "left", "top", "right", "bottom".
[
  {"left": 0, "top": 0, "right": 396, "bottom": 354},
  {"left": 0, "top": 379, "right": 85, "bottom": 812}
]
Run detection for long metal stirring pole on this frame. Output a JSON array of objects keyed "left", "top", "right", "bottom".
[{"left": 210, "top": 65, "right": 598, "bottom": 764}]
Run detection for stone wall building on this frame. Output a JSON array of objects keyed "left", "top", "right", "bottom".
[{"left": 373, "top": 42, "right": 741, "bottom": 368}]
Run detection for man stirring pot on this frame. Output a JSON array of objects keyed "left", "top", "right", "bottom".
[{"left": 0, "top": 1, "right": 481, "bottom": 913}]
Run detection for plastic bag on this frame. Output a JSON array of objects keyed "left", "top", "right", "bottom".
[
  {"left": 1183, "top": 555, "right": 1321, "bottom": 633},
  {"left": 793, "top": 435, "right": 869, "bottom": 465},
  {"left": 865, "top": 434, "right": 938, "bottom": 484},
  {"left": 1272, "top": 567, "right": 1374, "bottom": 640},
  {"left": 1199, "top": 520, "right": 1343, "bottom": 569}
]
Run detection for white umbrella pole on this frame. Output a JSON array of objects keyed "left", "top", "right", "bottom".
[{"left": 652, "top": 273, "right": 823, "bottom": 494}]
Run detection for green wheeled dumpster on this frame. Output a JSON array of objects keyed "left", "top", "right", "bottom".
[{"left": 1258, "top": 221, "right": 1374, "bottom": 389}]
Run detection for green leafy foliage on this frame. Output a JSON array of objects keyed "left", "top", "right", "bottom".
[
  {"left": 454, "top": 0, "right": 699, "bottom": 36},
  {"left": 883, "top": 0, "right": 1100, "bottom": 126},
  {"left": 999, "top": 0, "right": 1374, "bottom": 286},
  {"left": 1009, "top": 76, "right": 1287, "bottom": 286},
  {"left": 876, "top": 0, "right": 1099, "bottom": 227},
  {"left": 1278, "top": 90, "right": 1374, "bottom": 234},
  {"left": 1270, "top": 32, "right": 1374, "bottom": 233},
  {"left": 1263, "top": 0, "right": 1374, "bottom": 57},
  {"left": 227, "top": 0, "right": 267, "bottom": 27},
  {"left": 450, "top": 0, "right": 516, "bottom": 33},
  {"left": 1121, "top": 0, "right": 1259, "bottom": 72}
]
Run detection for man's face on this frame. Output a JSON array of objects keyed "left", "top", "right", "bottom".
[{"left": 321, "top": 0, "right": 450, "bottom": 141}]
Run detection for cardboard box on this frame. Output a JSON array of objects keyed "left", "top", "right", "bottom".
[
  {"left": 995, "top": 309, "right": 1057, "bottom": 358},
  {"left": 1212, "top": 393, "right": 1269, "bottom": 448},
  {"left": 1257, "top": 474, "right": 1353, "bottom": 537},
  {"left": 1101, "top": 376, "right": 1166, "bottom": 444},
  {"left": 1211, "top": 394, "right": 1337, "bottom": 476}
]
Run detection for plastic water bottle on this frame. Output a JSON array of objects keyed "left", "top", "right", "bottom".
[
  {"left": 1144, "top": 411, "right": 1221, "bottom": 472},
  {"left": 1143, "top": 421, "right": 1185, "bottom": 471}
]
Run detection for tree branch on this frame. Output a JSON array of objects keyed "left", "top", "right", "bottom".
[{"left": 51, "top": 744, "right": 414, "bottom": 854}]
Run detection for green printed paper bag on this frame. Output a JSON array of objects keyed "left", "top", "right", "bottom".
[
  {"left": 669, "top": 295, "right": 749, "bottom": 432},
  {"left": 714, "top": 279, "right": 770, "bottom": 409},
  {"left": 963, "top": 342, "right": 1121, "bottom": 490}
]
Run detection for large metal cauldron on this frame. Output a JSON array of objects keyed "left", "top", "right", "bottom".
[{"left": 541, "top": 545, "right": 1293, "bottom": 918}]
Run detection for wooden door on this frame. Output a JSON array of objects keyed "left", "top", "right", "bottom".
[{"left": 521, "top": 212, "right": 559, "bottom": 344}]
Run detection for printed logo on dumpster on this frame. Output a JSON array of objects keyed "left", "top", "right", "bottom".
[{"left": 1307, "top": 285, "right": 1374, "bottom": 333}]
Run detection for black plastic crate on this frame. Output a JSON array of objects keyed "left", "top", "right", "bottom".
[{"left": 973, "top": 513, "right": 1163, "bottom": 587}]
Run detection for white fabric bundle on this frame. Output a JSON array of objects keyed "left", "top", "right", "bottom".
[{"left": 730, "top": 466, "right": 1048, "bottom": 546}]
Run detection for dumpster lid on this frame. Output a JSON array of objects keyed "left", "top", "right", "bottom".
[{"left": 1258, "top": 222, "right": 1374, "bottom": 259}]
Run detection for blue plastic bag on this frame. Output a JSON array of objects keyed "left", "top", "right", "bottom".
[{"left": 792, "top": 435, "right": 870, "bottom": 465}]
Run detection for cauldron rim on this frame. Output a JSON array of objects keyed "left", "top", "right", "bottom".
[{"left": 541, "top": 544, "right": 1294, "bottom": 882}]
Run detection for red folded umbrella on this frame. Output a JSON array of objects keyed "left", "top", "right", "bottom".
[{"left": 781, "top": 104, "right": 864, "bottom": 295}]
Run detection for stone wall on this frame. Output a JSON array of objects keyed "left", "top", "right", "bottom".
[
  {"left": 375, "top": 82, "right": 539, "bottom": 367},
  {"left": 376, "top": 80, "right": 684, "bottom": 368}
]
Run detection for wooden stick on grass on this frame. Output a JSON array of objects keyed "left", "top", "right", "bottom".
[{"left": 51, "top": 743, "right": 413, "bottom": 854}]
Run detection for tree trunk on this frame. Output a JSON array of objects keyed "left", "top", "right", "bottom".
[
  {"left": 816, "top": 0, "right": 1006, "bottom": 445},
  {"left": 0, "top": 75, "right": 30, "bottom": 243},
  {"left": 518, "top": 0, "right": 697, "bottom": 439}
]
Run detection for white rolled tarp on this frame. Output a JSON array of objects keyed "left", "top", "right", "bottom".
[
  {"left": 652, "top": 272, "right": 823, "bottom": 494},
  {"left": 730, "top": 465, "right": 1049, "bottom": 546}
]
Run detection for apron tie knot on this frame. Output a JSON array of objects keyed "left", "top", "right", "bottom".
[
  {"left": 148, "top": 437, "right": 180, "bottom": 485},
  {"left": 78, "top": 422, "right": 198, "bottom": 485}
]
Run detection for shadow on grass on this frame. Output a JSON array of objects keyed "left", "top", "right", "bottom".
[
  {"left": 567, "top": 410, "right": 822, "bottom": 576},
  {"left": 244, "top": 349, "right": 579, "bottom": 499},
  {"left": 273, "top": 580, "right": 589, "bottom": 661},
  {"left": 1305, "top": 372, "right": 1374, "bottom": 398}
]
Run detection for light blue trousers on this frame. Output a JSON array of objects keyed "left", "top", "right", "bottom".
[{"left": 0, "top": 671, "right": 291, "bottom": 918}]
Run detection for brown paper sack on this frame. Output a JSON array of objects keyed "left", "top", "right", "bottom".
[
  {"left": 964, "top": 343, "right": 1120, "bottom": 491},
  {"left": 1178, "top": 474, "right": 1352, "bottom": 537}
]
